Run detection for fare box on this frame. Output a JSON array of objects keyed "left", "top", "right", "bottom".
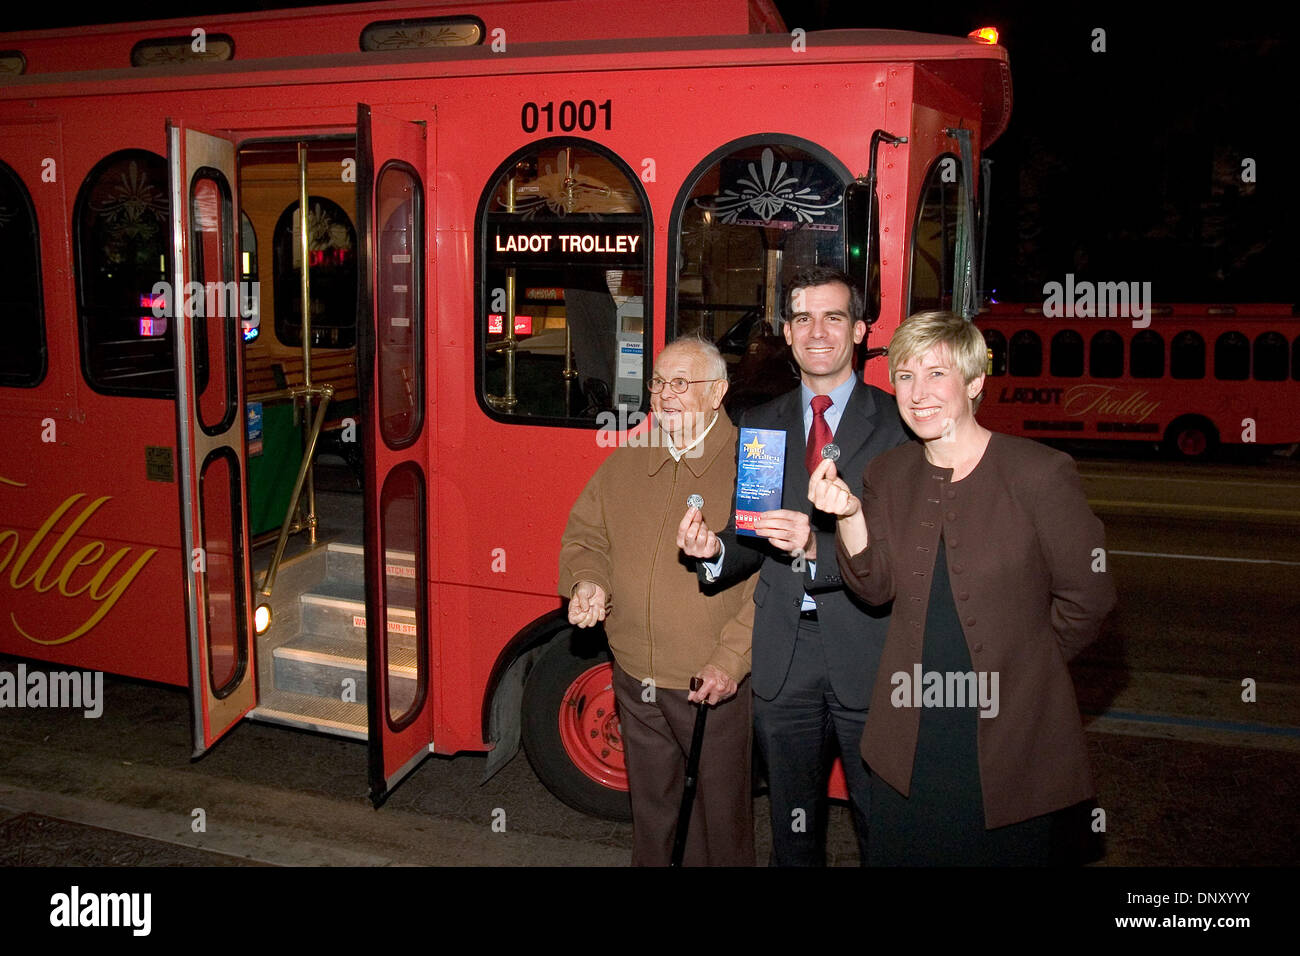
[{"left": 735, "top": 427, "right": 785, "bottom": 536}]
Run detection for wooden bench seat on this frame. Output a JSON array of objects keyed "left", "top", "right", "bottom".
[{"left": 245, "top": 350, "right": 359, "bottom": 427}]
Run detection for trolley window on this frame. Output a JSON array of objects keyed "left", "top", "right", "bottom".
[
  {"left": 1008, "top": 329, "right": 1042, "bottom": 377},
  {"left": 1170, "top": 330, "right": 1205, "bottom": 379},
  {"left": 670, "top": 137, "right": 849, "bottom": 413},
  {"left": 1214, "top": 331, "right": 1249, "bottom": 381},
  {"left": 1130, "top": 330, "right": 1164, "bottom": 379},
  {"left": 1049, "top": 329, "right": 1084, "bottom": 377},
  {"left": 981, "top": 328, "right": 1007, "bottom": 376},
  {"left": 75, "top": 150, "right": 174, "bottom": 397},
  {"left": 478, "top": 140, "right": 650, "bottom": 424},
  {"left": 272, "top": 196, "right": 358, "bottom": 349},
  {"left": 360, "top": 17, "right": 484, "bottom": 51},
  {"left": 1253, "top": 331, "right": 1288, "bottom": 381},
  {"left": 1089, "top": 330, "right": 1124, "bottom": 379},
  {"left": 0, "top": 158, "right": 45, "bottom": 387},
  {"left": 909, "top": 153, "right": 964, "bottom": 315}
]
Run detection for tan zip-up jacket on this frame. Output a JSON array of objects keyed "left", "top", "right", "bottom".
[{"left": 559, "top": 411, "right": 756, "bottom": 690}]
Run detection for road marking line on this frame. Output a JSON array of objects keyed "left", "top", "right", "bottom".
[
  {"left": 1088, "top": 708, "right": 1300, "bottom": 738},
  {"left": 1088, "top": 499, "right": 1300, "bottom": 518},
  {"left": 1109, "top": 549, "right": 1300, "bottom": 566},
  {"left": 1080, "top": 473, "right": 1300, "bottom": 490}
]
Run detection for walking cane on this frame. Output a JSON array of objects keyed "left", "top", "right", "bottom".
[{"left": 670, "top": 676, "right": 709, "bottom": 867}]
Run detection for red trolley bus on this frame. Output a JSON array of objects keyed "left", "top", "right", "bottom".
[
  {"left": 0, "top": 0, "right": 1009, "bottom": 816},
  {"left": 974, "top": 302, "right": 1300, "bottom": 459}
]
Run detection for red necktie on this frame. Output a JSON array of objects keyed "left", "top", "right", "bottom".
[{"left": 805, "top": 395, "right": 833, "bottom": 474}]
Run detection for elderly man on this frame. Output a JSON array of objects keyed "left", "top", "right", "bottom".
[{"left": 558, "top": 335, "right": 756, "bottom": 866}]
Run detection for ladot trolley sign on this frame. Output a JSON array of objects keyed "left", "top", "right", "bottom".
[{"left": 490, "top": 222, "right": 644, "bottom": 267}]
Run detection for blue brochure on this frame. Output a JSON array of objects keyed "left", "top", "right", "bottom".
[{"left": 735, "top": 427, "right": 786, "bottom": 536}]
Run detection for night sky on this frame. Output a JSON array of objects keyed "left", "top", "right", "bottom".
[{"left": 5, "top": 0, "right": 1294, "bottom": 306}]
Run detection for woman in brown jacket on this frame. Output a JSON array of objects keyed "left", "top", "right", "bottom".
[{"left": 809, "top": 311, "right": 1116, "bottom": 865}]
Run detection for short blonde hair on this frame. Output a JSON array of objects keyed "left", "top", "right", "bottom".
[{"left": 888, "top": 311, "right": 987, "bottom": 386}]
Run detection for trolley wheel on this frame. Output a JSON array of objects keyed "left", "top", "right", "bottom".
[
  {"left": 1163, "top": 416, "right": 1219, "bottom": 460},
  {"left": 521, "top": 633, "right": 632, "bottom": 821}
]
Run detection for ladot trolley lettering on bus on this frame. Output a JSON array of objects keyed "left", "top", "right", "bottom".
[
  {"left": 490, "top": 224, "right": 643, "bottom": 266},
  {"left": 996, "top": 385, "right": 1162, "bottom": 423}
]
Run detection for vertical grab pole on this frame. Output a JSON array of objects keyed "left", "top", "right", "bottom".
[
  {"left": 503, "top": 177, "right": 518, "bottom": 410},
  {"left": 297, "top": 141, "right": 318, "bottom": 545}
]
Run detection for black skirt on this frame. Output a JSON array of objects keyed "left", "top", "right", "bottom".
[{"left": 867, "top": 538, "right": 1053, "bottom": 866}]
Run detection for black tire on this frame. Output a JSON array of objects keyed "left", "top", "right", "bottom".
[
  {"left": 521, "top": 632, "right": 632, "bottom": 821},
  {"left": 1162, "top": 416, "right": 1219, "bottom": 461}
]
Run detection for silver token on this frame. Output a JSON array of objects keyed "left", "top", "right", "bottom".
[
  {"left": 821, "top": 443, "right": 841, "bottom": 462},
  {"left": 686, "top": 494, "right": 704, "bottom": 510}
]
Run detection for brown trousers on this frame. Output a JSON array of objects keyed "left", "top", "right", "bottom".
[{"left": 612, "top": 661, "right": 755, "bottom": 866}]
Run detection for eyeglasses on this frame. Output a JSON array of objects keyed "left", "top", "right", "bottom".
[{"left": 648, "top": 377, "right": 722, "bottom": 394}]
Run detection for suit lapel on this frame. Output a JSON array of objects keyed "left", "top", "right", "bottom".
[
  {"left": 832, "top": 380, "right": 879, "bottom": 466},
  {"left": 778, "top": 390, "right": 808, "bottom": 511}
]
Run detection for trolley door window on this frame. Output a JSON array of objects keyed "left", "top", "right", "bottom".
[
  {"left": 199, "top": 448, "right": 247, "bottom": 697},
  {"left": 909, "top": 153, "right": 964, "bottom": 315},
  {"left": 0, "top": 158, "right": 45, "bottom": 387},
  {"left": 671, "top": 137, "right": 849, "bottom": 413},
  {"left": 380, "top": 462, "right": 427, "bottom": 729},
  {"left": 376, "top": 161, "right": 424, "bottom": 449},
  {"left": 478, "top": 140, "right": 650, "bottom": 424},
  {"left": 75, "top": 150, "right": 177, "bottom": 397},
  {"left": 189, "top": 168, "right": 238, "bottom": 434}
]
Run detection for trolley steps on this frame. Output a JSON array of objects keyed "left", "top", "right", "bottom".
[{"left": 251, "top": 541, "right": 419, "bottom": 737}]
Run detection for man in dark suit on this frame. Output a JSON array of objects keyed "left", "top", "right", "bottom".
[{"left": 677, "top": 266, "right": 909, "bottom": 865}]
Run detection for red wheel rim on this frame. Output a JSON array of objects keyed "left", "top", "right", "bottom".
[
  {"left": 1178, "top": 429, "right": 1207, "bottom": 457},
  {"left": 557, "top": 663, "right": 628, "bottom": 791}
]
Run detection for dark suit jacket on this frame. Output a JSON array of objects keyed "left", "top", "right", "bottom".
[
  {"left": 705, "top": 380, "right": 910, "bottom": 708},
  {"left": 836, "top": 432, "right": 1117, "bottom": 828}
]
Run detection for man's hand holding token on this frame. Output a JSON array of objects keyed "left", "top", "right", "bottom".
[{"left": 677, "top": 506, "right": 720, "bottom": 560}]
